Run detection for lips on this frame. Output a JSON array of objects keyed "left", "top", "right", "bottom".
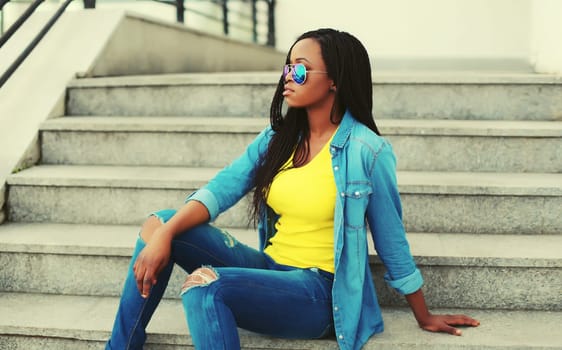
[{"left": 283, "top": 85, "right": 294, "bottom": 96}]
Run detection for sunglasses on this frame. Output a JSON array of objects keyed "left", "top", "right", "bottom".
[{"left": 283, "top": 63, "right": 327, "bottom": 85}]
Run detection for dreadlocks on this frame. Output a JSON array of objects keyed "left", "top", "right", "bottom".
[{"left": 251, "top": 28, "right": 380, "bottom": 225}]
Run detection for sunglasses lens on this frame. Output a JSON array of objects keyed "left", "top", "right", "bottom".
[{"left": 293, "top": 64, "right": 306, "bottom": 84}]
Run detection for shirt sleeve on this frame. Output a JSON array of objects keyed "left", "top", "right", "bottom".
[
  {"left": 365, "top": 142, "right": 423, "bottom": 295},
  {"left": 185, "top": 126, "right": 272, "bottom": 221}
]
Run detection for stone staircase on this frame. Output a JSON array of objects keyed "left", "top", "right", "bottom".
[{"left": 0, "top": 71, "right": 561, "bottom": 349}]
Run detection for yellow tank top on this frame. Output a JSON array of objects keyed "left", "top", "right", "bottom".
[{"left": 264, "top": 136, "right": 336, "bottom": 273}]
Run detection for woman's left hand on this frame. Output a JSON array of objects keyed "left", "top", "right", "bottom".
[{"left": 417, "top": 313, "right": 480, "bottom": 336}]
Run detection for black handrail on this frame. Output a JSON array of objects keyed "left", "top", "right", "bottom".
[
  {"left": 251, "top": 0, "right": 257, "bottom": 43},
  {"left": 83, "top": 0, "right": 95, "bottom": 8},
  {"left": 175, "top": 0, "right": 184, "bottom": 23},
  {"left": 266, "top": 0, "right": 275, "bottom": 46},
  {"left": 0, "top": 0, "right": 44, "bottom": 49},
  {"left": 0, "top": 0, "right": 276, "bottom": 88},
  {"left": 149, "top": 0, "right": 275, "bottom": 46},
  {"left": 0, "top": 0, "right": 10, "bottom": 10},
  {"left": 0, "top": 0, "right": 73, "bottom": 88},
  {"left": 221, "top": 0, "right": 228, "bottom": 35}
]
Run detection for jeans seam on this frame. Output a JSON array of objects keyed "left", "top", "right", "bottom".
[{"left": 125, "top": 291, "right": 149, "bottom": 349}]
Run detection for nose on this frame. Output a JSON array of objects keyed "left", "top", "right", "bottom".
[{"left": 284, "top": 65, "right": 293, "bottom": 82}]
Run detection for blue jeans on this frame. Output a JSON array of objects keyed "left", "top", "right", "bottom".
[{"left": 106, "top": 209, "right": 334, "bottom": 350}]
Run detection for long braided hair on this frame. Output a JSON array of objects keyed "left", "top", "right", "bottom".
[{"left": 251, "top": 28, "right": 380, "bottom": 224}]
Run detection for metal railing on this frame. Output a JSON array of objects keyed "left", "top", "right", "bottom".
[
  {"left": 0, "top": 0, "right": 73, "bottom": 87},
  {"left": 154, "top": 0, "right": 276, "bottom": 47},
  {"left": 0, "top": 0, "right": 276, "bottom": 88}
]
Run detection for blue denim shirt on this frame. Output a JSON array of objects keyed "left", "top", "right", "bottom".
[{"left": 187, "top": 110, "right": 423, "bottom": 350}]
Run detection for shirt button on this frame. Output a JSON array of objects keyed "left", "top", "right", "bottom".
[
  {"left": 340, "top": 192, "right": 345, "bottom": 197},
  {"left": 334, "top": 306, "right": 339, "bottom": 311},
  {"left": 334, "top": 166, "right": 339, "bottom": 171},
  {"left": 354, "top": 191, "right": 360, "bottom": 197},
  {"left": 338, "top": 335, "right": 344, "bottom": 340}
]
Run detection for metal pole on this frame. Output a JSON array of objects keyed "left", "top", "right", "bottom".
[
  {"left": 266, "top": 0, "right": 275, "bottom": 47},
  {"left": 251, "top": 0, "right": 257, "bottom": 43},
  {"left": 176, "top": 0, "right": 184, "bottom": 23},
  {"left": 0, "top": 0, "right": 11, "bottom": 11},
  {"left": 83, "top": 0, "right": 95, "bottom": 9},
  {"left": 222, "top": 0, "right": 228, "bottom": 35},
  {"left": 0, "top": 0, "right": 73, "bottom": 88},
  {"left": 0, "top": 0, "right": 44, "bottom": 49}
]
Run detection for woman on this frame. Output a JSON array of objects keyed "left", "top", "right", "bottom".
[{"left": 106, "top": 28, "right": 479, "bottom": 350}]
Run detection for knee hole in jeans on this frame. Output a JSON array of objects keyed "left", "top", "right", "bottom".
[
  {"left": 139, "top": 215, "right": 163, "bottom": 243},
  {"left": 180, "top": 266, "right": 219, "bottom": 295}
]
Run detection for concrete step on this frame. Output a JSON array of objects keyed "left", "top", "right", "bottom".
[
  {"left": 0, "top": 223, "right": 560, "bottom": 310},
  {"left": 65, "top": 72, "right": 562, "bottom": 120},
  {"left": 40, "top": 116, "right": 562, "bottom": 173},
  {"left": 6, "top": 165, "right": 562, "bottom": 234},
  {"left": 0, "top": 292, "right": 560, "bottom": 349}
]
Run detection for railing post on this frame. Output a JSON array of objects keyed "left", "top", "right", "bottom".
[
  {"left": 83, "top": 0, "right": 95, "bottom": 9},
  {"left": 251, "top": 0, "right": 257, "bottom": 43},
  {"left": 176, "top": 0, "right": 184, "bottom": 23},
  {"left": 266, "top": 0, "right": 275, "bottom": 47},
  {"left": 0, "top": 0, "right": 7, "bottom": 36},
  {"left": 222, "top": 0, "right": 228, "bottom": 35}
]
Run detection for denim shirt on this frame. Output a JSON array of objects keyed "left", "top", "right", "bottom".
[{"left": 187, "top": 110, "right": 423, "bottom": 350}]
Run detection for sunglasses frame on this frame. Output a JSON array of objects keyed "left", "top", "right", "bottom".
[{"left": 283, "top": 63, "right": 327, "bottom": 85}]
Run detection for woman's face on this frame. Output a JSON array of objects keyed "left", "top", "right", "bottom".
[{"left": 283, "top": 38, "right": 335, "bottom": 110}]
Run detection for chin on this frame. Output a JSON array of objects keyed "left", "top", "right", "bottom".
[{"left": 285, "top": 99, "right": 305, "bottom": 109}]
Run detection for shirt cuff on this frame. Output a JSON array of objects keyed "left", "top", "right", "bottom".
[
  {"left": 384, "top": 268, "right": 424, "bottom": 295},
  {"left": 185, "top": 188, "right": 219, "bottom": 221}
]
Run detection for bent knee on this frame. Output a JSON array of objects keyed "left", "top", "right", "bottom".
[
  {"left": 181, "top": 267, "right": 219, "bottom": 295},
  {"left": 140, "top": 215, "right": 163, "bottom": 242}
]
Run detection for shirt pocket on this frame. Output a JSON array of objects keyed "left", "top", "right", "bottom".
[{"left": 343, "top": 183, "right": 372, "bottom": 229}]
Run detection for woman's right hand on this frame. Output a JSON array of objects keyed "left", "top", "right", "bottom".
[{"left": 133, "top": 230, "right": 173, "bottom": 298}]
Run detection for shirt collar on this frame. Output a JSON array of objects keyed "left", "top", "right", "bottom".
[{"left": 331, "top": 109, "right": 356, "bottom": 149}]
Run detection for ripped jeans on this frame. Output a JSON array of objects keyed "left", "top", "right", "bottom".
[{"left": 105, "top": 209, "right": 334, "bottom": 350}]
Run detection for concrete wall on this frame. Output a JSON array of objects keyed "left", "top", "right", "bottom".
[
  {"left": 87, "top": 14, "right": 283, "bottom": 77},
  {"left": 276, "top": 0, "right": 532, "bottom": 61},
  {"left": 530, "top": 0, "right": 562, "bottom": 74},
  {"left": 274, "top": 0, "right": 543, "bottom": 71},
  {"left": 2, "top": 0, "right": 532, "bottom": 62}
]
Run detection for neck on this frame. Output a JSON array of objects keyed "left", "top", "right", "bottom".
[{"left": 306, "top": 105, "right": 342, "bottom": 138}]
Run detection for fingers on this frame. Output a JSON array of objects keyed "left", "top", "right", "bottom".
[
  {"left": 443, "top": 325, "right": 462, "bottom": 336},
  {"left": 445, "top": 314, "right": 480, "bottom": 327},
  {"left": 133, "top": 253, "right": 155, "bottom": 298},
  {"left": 132, "top": 245, "right": 170, "bottom": 299},
  {"left": 138, "top": 264, "right": 156, "bottom": 298},
  {"left": 137, "top": 269, "right": 156, "bottom": 298},
  {"left": 423, "top": 321, "right": 461, "bottom": 336},
  {"left": 141, "top": 277, "right": 153, "bottom": 298},
  {"left": 133, "top": 256, "right": 145, "bottom": 295},
  {"left": 441, "top": 314, "right": 480, "bottom": 336},
  {"left": 421, "top": 314, "right": 480, "bottom": 337}
]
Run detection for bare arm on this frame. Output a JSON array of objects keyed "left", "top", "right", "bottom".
[
  {"left": 133, "top": 200, "right": 210, "bottom": 298},
  {"left": 152, "top": 200, "right": 210, "bottom": 242},
  {"left": 406, "top": 289, "right": 480, "bottom": 335}
]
